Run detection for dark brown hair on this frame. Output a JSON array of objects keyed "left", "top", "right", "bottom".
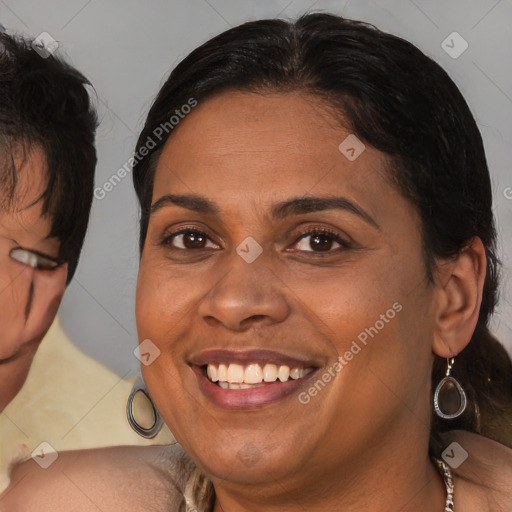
[{"left": 0, "top": 33, "right": 97, "bottom": 282}]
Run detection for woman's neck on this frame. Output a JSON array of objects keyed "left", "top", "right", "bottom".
[{"left": 210, "top": 438, "right": 447, "bottom": 512}]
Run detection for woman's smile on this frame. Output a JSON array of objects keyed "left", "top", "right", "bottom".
[{"left": 188, "top": 348, "right": 321, "bottom": 408}]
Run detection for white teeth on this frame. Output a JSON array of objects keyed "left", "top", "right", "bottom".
[
  {"left": 206, "top": 362, "right": 313, "bottom": 387},
  {"left": 207, "top": 365, "right": 218, "bottom": 382},
  {"left": 227, "top": 363, "right": 244, "bottom": 383},
  {"left": 218, "top": 364, "right": 228, "bottom": 381},
  {"left": 218, "top": 382, "right": 265, "bottom": 390},
  {"left": 290, "top": 367, "right": 300, "bottom": 380},
  {"left": 263, "top": 364, "right": 277, "bottom": 382},
  {"left": 244, "top": 364, "right": 263, "bottom": 384},
  {"left": 278, "top": 365, "right": 290, "bottom": 382}
]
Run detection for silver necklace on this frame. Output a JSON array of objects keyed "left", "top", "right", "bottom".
[{"left": 434, "top": 458, "right": 455, "bottom": 511}]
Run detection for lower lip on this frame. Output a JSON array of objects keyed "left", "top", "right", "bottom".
[{"left": 193, "top": 366, "right": 318, "bottom": 409}]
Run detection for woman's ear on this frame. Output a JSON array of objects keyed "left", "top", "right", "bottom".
[{"left": 432, "top": 237, "right": 487, "bottom": 358}]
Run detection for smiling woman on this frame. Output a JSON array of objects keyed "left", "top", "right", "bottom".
[
  {"left": 3, "top": 11, "right": 512, "bottom": 512},
  {"left": 129, "top": 12, "right": 512, "bottom": 512}
]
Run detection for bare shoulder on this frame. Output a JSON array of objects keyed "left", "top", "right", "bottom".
[
  {"left": 0, "top": 443, "right": 190, "bottom": 512},
  {"left": 439, "top": 430, "right": 512, "bottom": 511}
]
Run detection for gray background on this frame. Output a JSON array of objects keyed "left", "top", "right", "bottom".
[{"left": 2, "top": 0, "right": 511, "bottom": 376}]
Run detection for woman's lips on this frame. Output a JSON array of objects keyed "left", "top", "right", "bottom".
[{"left": 189, "top": 349, "right": 321, "bottom": 409}]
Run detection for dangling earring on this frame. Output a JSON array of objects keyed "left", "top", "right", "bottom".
[
  {"left": 433, "top": 357, "right": 467, "bottom": 419},
  {"left": 126, "top": 375, "right": 164, "bottom": 438}
]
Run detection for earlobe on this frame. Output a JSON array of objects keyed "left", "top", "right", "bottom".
[{"left": 432, "top": 237, "right": 487, "bottom": 358}]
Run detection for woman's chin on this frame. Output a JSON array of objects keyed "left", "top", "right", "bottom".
[{"left": 180, "top": 434, "right": 306, "bottom": 484}]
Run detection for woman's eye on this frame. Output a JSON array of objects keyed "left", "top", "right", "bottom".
[
  {"left": 163, "top": 229, "right": 219, "bottom": 250},
  {"left": 292, "top": 230, "right": 349, "bottom": 252}
]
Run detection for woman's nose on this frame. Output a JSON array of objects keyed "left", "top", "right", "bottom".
[{"left": 197, "top": 255, "right": 290, "bottom": 332}]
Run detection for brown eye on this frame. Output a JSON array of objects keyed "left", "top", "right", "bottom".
[
  {"left": 310, "top": 234, "right": 334, "bottom": 251},
  {"left": 291, "top": 228, "right": 350, "bottom": 253},
  {"left": 181, "top": 231, "right": 207, "bottom": 249},
  {"left": 162, "top": 229, "right": 219, "bottom": 250}
]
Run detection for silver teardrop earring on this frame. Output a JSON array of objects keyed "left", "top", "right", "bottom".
[
  {"left": 434, "top": 357, "right": 467, "bottom": 419},
  {"left": 127, "top": 375, "right": 164, "bottom": 438}
]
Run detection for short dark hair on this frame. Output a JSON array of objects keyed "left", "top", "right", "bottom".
[
  {"left": 132, "top": 13, "right": 512, "bottom": 450},
  {"left": 0, "top": 32, "right": 97, "bottom": 282}
]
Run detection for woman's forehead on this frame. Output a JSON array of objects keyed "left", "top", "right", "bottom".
[
  {"left": 155, "top": 92, "right": 384, "bottom": 190},
  {"left": 163, "top": 91, "right": 346, "bottom": 150}
]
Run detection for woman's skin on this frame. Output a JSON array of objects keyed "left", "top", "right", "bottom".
[
  {"left": 0, "top": 146, "right": 67, "bottom": 411},
  {"left": 2, "top": 92, "right": 511, "bottom": 512},
  {"left": 135, "top": 90, "right": 487, "bottom": 511},
  {"left": 3, "top": 431, "right": 511, "bottom": 510}
]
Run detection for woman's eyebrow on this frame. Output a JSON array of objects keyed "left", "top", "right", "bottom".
[
  {"left": 150, "top": 194, "right": 380, "bottom": 231},
  {"left": 151, "top": 194, "right": 219, "bottom": 216},
  {"left": 271, "top": 197, "right": 381, "bottom": 230}
]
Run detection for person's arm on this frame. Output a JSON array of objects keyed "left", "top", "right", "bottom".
[{"left": 0, "top": 444, "right": 187, "bottom": 511}]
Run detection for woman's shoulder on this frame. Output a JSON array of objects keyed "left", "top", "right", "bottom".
[
  {"left": 0, "top": 443, "right": 191, "bottom": 511},
  {"left": 439, "top": 430, "right": 512, "bottom": 511}
]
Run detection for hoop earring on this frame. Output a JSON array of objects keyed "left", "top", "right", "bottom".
[
  {"left": 433, "top": 357, "right": 467, "bottom": 419},
  {"left": 126, "top": 376, "right": 164, "bottom": 438}
]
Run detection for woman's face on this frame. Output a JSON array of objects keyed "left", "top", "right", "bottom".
[{"left": 136, "top": 91, "right": 437, "bottom": 489}]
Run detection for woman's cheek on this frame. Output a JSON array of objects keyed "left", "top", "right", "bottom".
[
  {"left": 136, "top": 264, "right": 185, "bottom": 342},
  {"left": 136, "top": 268, "right": 157, "bottom": 338}
]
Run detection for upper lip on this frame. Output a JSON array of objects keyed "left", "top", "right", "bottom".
[{"left": 189, "top": 348, "right": 324, "bottom": 368}]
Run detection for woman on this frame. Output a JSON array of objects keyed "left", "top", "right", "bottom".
[
  {"left": 3, "top": 12, "right": 512, "bottom": 512},
  {"left": 132, "top": 12, "right": 512, "bottom": 510}
]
